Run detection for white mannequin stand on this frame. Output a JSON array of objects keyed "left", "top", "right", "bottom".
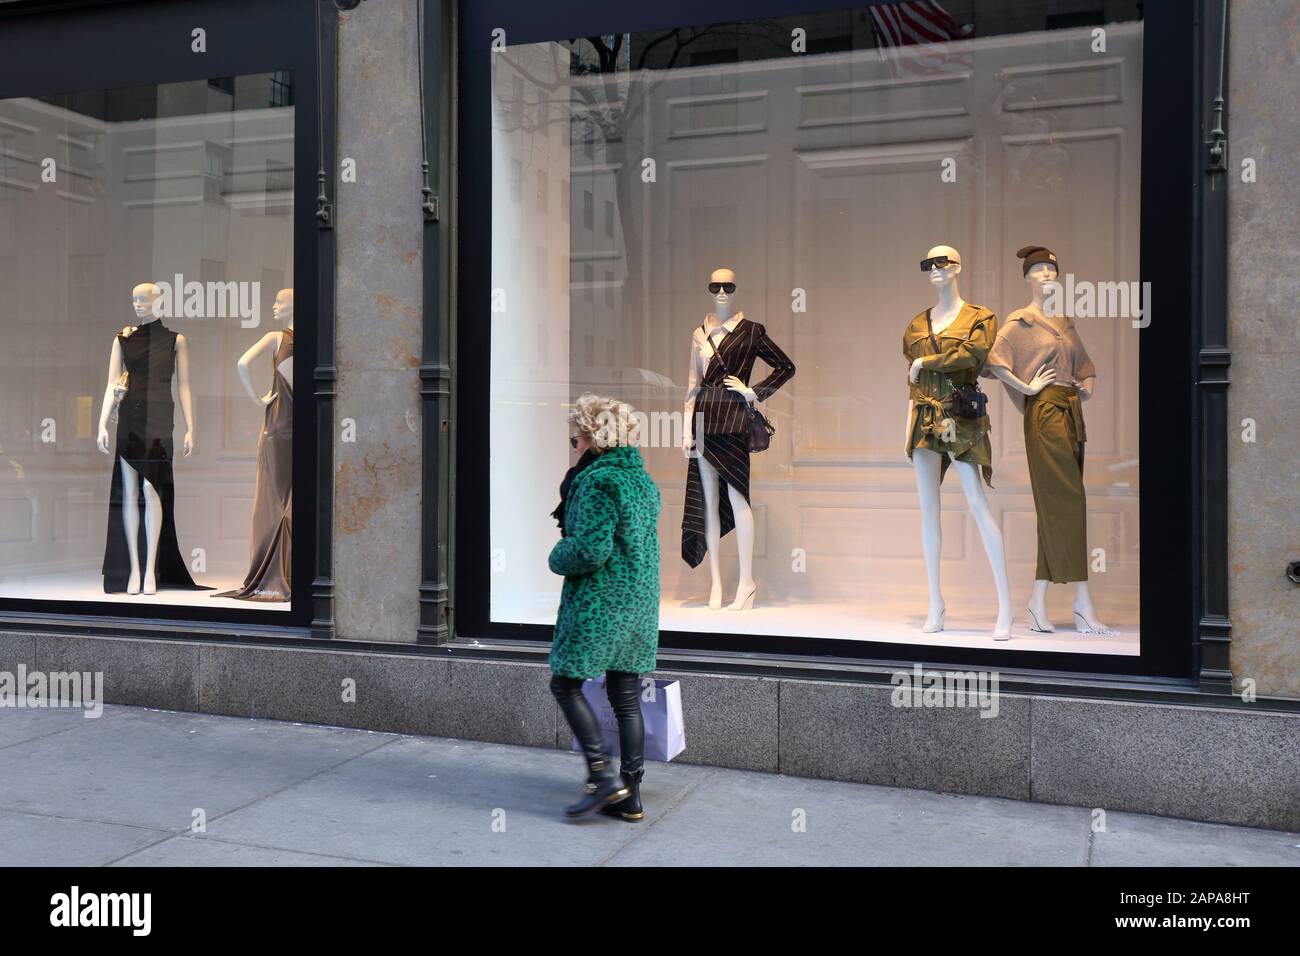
[
  {"left": 683, "top": 267, "right": 758, "bottom": 611},
  {"left": 987, "top": 263, "right": 1108, "bottom": 633},
  {"left": 95, "top": 282, "right": 195, "bottom": 595},
  {"left": 908, "top": 245, "right": 1014, "bottom": 640}
]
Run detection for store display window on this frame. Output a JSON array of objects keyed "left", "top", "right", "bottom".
[
  {"left": 0, "top": 75, "right": 295, "bottom": 610},
  {"left": 468, "top": 0, "right": 1193, "bottom": 670}
]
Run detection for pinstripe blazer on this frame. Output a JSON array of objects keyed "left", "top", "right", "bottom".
[{"left": 684, "top": 313, "right": 795, "bottom": 436}]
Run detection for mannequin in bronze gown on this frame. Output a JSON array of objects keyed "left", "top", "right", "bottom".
[{"left": 216, "top": 287, "right": 293, "bottom": 601}]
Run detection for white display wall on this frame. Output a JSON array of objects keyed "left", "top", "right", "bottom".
[
  {"left": 0, "top": 80, "right": 294, "bottom": 608},
  {"left": 492, "top": 22, "right": 1142, "bottom": 651}
]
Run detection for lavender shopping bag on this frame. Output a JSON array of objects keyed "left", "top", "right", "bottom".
[{"left": 570, "top": 676, "right": 686, "bottom": 762}]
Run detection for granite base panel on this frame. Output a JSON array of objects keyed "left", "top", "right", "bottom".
[{"left": 2, "top": 632, "right": 1296, "bottom": 831}]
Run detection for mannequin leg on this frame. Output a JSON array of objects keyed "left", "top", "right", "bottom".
[
  {"left": 1027, "top": 579, "right": 1054, "bottom": 632},
  {"left": 725, "top": 483, "right": 755, "bottom": 610},
  {"left": 141, "top": 478, "right": 163, "bottom": 595},
  {"left": 912, "top": 448, "right": 945, "bottom": 631},
  {"left": 118, "top": 459, "right": 142, "bottom": 595},
  {"left": 951, "top": 459, "right": 1013, "bottom": 639},
  {"left": 697, "top": 454, "right": 725, "bottom": 610},
  {"left": 1073, "top": 581, "right": 1108, "bottom": 632}
]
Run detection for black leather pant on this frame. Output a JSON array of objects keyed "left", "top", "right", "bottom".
[{"left": 550, "top": 671, "right": 644, "bottom": 778}]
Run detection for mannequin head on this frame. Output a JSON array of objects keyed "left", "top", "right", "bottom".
[
  {"left": 272, "top": 288, "right": 294, "bottom": 325},
  {"left": 922, "top": 245, "right": 961, "bottom": 289},
  {"left": 708, "top": 267, "right": 737, "bottom": 318},
  {"left": 1016, "top": 245, "right": 1060, "bottom": 309},
  {"left": 1025, "top": 261, "right": 1058, "bottom": 295},
  {"left": 131, "top": 282, "right": 161, "bottom": 320}
]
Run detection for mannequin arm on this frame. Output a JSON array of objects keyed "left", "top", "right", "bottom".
[
  {"left": 988, "top": 364, "right": 1033, "bottom": 395},
  {"left": 683, "top": 336, "right": 701, "bottom": 447},
  {"left": 96, "top": 338, "right": 125, "bottom": 453},
  {"left": 749, "top": 325, "right": 796, "bottom": 401},
  {"left": 174, "top": 334, "right": 195, "bottom": 456},
  {"left": 236, "top": 331, "right": 281, "bottom": 404},
  {"left": 989, "top": 363, "right": 1056, "bottom": 395},
  {"left": 683, "top": 336, "right": 701, "bottom": 416},
  {"left": 1074, "top": 336, "right": 1097, "bottom": 400},
  {"left": 547, "top": 477, "right": 616, "bottom": 577}
]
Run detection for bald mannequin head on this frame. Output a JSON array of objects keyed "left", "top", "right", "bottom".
[
  {"left": 924, "top": 245, "right": 961, "bottom": 286},
  {"left": 131, "top": 282, "right": 161, "bottom": 320},
  {"left": 272, "top": 288, "right": 294, "bottom": 325},
  {"left": 709, "top": 267, "right": 737, "bottom": 315}
]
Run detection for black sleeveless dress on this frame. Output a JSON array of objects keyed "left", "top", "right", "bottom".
[
  {"left": 102, "top": 320, "right": 209, "bottom": 593},
  {"left": 216, "top": 328, "right": 292, "bottom": 601}
]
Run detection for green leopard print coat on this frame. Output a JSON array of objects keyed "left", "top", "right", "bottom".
[{"left": 548, "top": 444, "right": 661, "bottom": 678}]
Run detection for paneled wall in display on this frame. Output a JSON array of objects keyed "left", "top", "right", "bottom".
[
  {"left": 0, "top": 77, "right": 295, "bottom": 608},
  {"left": 491, "top": 18, "right": 1142, "bottom": 652}
]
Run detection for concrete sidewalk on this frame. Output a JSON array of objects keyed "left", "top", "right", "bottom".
[{"left": 0, "top": 703, "right": 1296, "bottom": 867}]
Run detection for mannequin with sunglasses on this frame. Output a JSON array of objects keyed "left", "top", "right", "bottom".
[
  {"left": 903, "top": 245, "right": 1013, "bottom": 640},
  {"left": 682, "top": 267, "right": 795, "bottom": 610}
]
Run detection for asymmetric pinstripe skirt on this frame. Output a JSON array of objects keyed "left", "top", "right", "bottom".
[{"left": 681, "top": 432, "right": 751, "bottom": 568}]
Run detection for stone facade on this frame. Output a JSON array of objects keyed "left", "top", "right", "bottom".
[
  {"left": 334, "top": 1, "right": 425, "bottom": 642},
  {"left": 0, "top": 0, "right": 1295, "bottom": 833},
  {"left": 1, "top": 633, "right": 1296, "bottom": 829},
  {"left": 1226, "top": 0, "right": 1300, "bottom": 698},
  {"left": 318, "top": 0, "right": 1300, "bottom": 695}
]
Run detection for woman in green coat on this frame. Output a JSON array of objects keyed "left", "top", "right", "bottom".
[{"left": 548, "top": 394, "right": 662, "bottom": 819}]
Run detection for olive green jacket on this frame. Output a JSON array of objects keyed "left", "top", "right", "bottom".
[
  {"left": 903, "top": 303, "right": 998, "bottom": 487},
  {"left": 548, "top": 445, "right": 662, "bottom": 678}
]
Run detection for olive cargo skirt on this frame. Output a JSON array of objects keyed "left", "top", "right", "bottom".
[{"left": 1024, "top": 384, "right": 1088, "bottom": 583}]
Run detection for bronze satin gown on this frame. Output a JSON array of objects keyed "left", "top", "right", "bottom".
[{"left": 218, "top": 328, "right": 292, "bottom": 601}]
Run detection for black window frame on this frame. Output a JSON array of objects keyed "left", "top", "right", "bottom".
[
  {"left": 451, "top": 0, "right": 1222, "bottom": 685},
  {"left": 0, "top": 0, "right": 337, "bottom": 637}
]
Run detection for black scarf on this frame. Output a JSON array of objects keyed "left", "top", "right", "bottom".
[{"left": 551, "top": 449, "right": 598, "bottom": 535}]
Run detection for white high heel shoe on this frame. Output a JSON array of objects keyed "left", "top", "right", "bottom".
[
  {"left": 1073, "top": 611, "right": 1114, "bottom": 635},
  {"left": 1026, "top": 606, "right": 1055, "bottom": 633},
  {"left": 922, "top": 607, "right": 945, "bottom": 633},
  {"left": 728, "top": 585, "right": 756, "bottom": 611}
]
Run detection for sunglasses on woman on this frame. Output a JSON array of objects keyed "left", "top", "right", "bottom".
[
  {"left": 707, "top": 282, "right": 736, "bottom": 294},
  {"left": 920, "top": 255, "right": 959, "bottom": 271},
  {"left": 569, "top": 435, "right": 580, "bottom": 449}
]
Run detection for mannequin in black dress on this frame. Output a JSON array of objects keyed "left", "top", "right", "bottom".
[{"left": 96, "top": 282, "right": 207, "bottom": 595}]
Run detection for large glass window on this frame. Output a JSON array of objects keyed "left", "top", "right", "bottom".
[
  {"left": 0, "top": 74, "right": 296, "bottom": 611},
  {"left": 487, "top": 2, "right": 1147, "bottom": 655}
]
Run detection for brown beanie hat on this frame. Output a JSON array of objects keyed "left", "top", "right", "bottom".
[{"left": 1016, "top": 245, "right": 1059, "bottom": 277}]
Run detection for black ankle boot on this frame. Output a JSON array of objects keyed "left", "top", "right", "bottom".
[
  {"left": 565, "top": 758, "right": 630, "bottom": 818},
  {"left": 599, "top": 770, "right": 644, "bottom": 821}
]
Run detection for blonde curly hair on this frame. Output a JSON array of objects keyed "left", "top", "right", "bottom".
[{"left": 569, "top": 393, "right": 641, "bottom": 451}]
